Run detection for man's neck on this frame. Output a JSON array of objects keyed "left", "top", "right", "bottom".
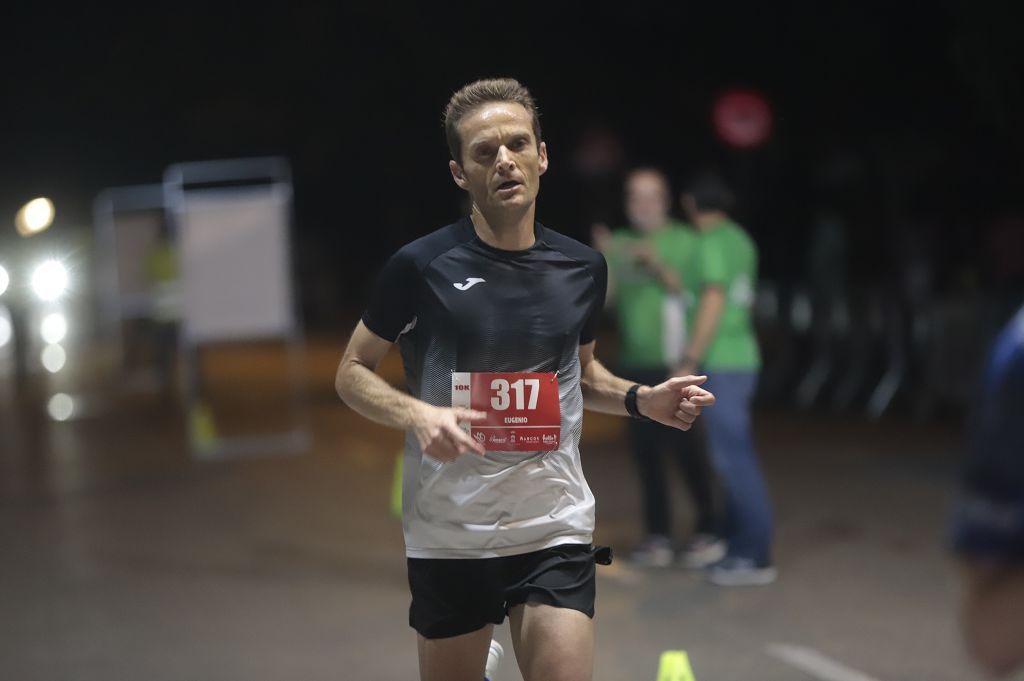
[
  {"left": 695, "top": 210, "right": 729, "bottom": 231},
  {"left": 471, "top": 203, "right": 537, "bottom": 250}
]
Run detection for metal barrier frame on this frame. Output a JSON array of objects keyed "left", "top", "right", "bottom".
[{"left": 163, "top": 157, "right": 309, "bottom": 460}]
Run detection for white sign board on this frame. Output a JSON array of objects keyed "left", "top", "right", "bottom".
[
  {"left": 176, "top": 185, "right": 293, "bottom": 342},
  {"left": 111, "top": 211, "right": 162, "bottom": 300}
]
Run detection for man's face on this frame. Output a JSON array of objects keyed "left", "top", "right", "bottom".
[
  {"left": 449, "top": 102, "right": 548, "bottom": 214},
  {"left": 625, "top": 172, "right": 670, "bottom": 233}
]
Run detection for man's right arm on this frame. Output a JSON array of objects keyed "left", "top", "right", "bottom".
[
  {"left": 678, "top": 285, "right": 726, "bottom": 373},
  {"left": 335, "top": 321, "right": 485, "bottom": 461},
  {"left": 676, "top": 235, "right": 726, "bottom": 374}
]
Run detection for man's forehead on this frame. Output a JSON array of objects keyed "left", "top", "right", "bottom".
[
  {"left": 628, "top": 171, "right": 669, "bottom": 194},
  {"left": 461, "top": 102, "right": 534, "bottom": 142}
]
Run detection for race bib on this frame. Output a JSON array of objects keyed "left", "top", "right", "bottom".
[{"left": 452, "top": 372, "right": 561, "bottom": 451}]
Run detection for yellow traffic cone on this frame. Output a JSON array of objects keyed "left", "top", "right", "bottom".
[
  {"left": 656, "top": 650, "right": 696, "bottom": 681},
  {"left": 190, "top": 402, "right": 217, "bottom": 453}
]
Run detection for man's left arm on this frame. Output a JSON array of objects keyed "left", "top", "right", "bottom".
[
  {"left": 676, "top": 235, "right": 727, "bottom": 375},
  {"left": 578, "top": 340, "right": 714, "bottom": 431},
  {"left": 677, "top": 285, "right": 726, "bottom": 374}
]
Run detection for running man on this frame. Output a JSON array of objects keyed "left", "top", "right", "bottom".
[{"left": 335, "top": 78, "right": 715, "bottom": 681}]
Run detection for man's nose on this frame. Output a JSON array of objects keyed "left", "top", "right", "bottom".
[{"left": 496, "top": 146, "right": 515, "bottom": 171}]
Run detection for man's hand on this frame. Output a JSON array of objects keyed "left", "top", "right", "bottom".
[
  {"left": 630, "top": 244, "right": 682, "bottom": 293},
  {"left": 411, "top": 404, "right": 488, "bottom": 462},
  {"left": 630, "top": 243, "right": 661, "bottom": 270},
  {"left": 637, "top": 375, "right": 715, "bottom": 431}
]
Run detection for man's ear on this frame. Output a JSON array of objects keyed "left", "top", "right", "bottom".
[
  {"left": 449, "top": 159, "right": 469, "bottom": 190},
  {"left": 538, "top": 141, "right": 549, "bottom": 176}
]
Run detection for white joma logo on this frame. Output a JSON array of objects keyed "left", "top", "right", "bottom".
[{"left": 453, "top": 277, "right": 486, "bottom": 291}]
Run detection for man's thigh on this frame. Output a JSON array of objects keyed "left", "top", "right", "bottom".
[
  {"left": 509, "top": 603, "right": 593, "bottom": 681},
  {"left": 417, "top": 624, "right": 494, "bottom": 681}
]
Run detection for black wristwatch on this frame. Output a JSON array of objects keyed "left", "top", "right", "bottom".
[{"left": 625, "top": 384, "right": 651, "bottom": 422}]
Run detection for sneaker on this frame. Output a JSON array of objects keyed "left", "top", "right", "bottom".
[
  {"left": 707, "top": 556, "right": 777, "bottom": 586},
  {"left": 630, "top": 535, "right": 674, "bottom": 568},
  {"left": 677, "top": 534, "right": 727, "bottom": 569},
  {"left": 484, "top": 639, "right": 504, "bottom": 681}
]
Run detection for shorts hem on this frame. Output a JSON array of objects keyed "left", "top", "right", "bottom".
[
  {"left": 411, "top": 615, "right": 504, "bottom": 640},
  {"left": 506, "top": 593, "right": 595, "bottom": 619}
]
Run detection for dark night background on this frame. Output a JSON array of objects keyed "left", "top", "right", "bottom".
[
  {"left": 3, "top": 2, "right": 1023, "bottom": 329},
  {"left": 4, "top": 6, "right": 1024, "bottom": 679}
]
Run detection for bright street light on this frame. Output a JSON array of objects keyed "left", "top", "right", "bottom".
[
  {"left": 0, "top": 265, "right": 8, "bottom": 296},
  {"left": 41, "top": 344, "right": 67, "bottom": 373},
  {"left": 40, "top": 312, "right": 68, "bottom": 344},
  {"left": 16, "top": 198, "right": 55, "bottom": 237},
  {"left": 30, "top": 260, "right": 69, "bottom": 301},
  {"left": 48, "top": 393, "right": 74, "bottom": 421},
  {"left": 0, "top": 312, "right": 11, "bottom": 348}
]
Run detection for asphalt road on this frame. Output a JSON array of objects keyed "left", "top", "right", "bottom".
[{"left": 0, "top": 340, "right": 1012, "bottom": 680}]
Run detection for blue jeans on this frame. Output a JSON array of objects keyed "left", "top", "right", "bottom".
[{"left": 702, "top": 371, "right": 774, "bottom": 564}]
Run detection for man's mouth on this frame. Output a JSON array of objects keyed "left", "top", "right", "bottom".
[{"left": 496, "top": 180, "right": 522, "bottom": 192}]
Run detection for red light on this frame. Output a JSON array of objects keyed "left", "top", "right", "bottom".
[{"left": 712, "top": 89, "right": 773, "bottom": 149}]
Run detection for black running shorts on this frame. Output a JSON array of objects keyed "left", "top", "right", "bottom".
[{"left": 407, "top": 543, "right": 613, "bottom": 639}]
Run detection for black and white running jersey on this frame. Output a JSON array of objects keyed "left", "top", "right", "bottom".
[{"left": 362, "top": 217, "right": 607, "bottom": 558}]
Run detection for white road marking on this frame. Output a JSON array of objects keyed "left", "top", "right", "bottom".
[{"left": 765, "top": 643, "right": 884, "bottom": 681}]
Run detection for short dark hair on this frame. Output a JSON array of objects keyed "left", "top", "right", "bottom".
[
  {"left": 684, "top": 172, "right": 736, "bottom": 213},
  {"left": 443, "top": 78, "right": 542, "bottom": 164}
]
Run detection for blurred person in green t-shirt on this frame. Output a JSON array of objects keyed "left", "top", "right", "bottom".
[
  {"left": 679, "top": 172, "right": 776, "bottom": 586},
  {"left": 593, "top": 168, "right": 724, "bottom": 568}
]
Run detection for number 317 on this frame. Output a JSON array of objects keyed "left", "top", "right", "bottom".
[{"left": 490, "top": 378, "right": 540, "bottom": 410}]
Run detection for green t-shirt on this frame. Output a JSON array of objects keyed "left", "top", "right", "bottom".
[
  {"left": 690, "top": 219, "right": 761, "bottom": 370},
  {"left": 606, "top": 222, "right": 700, "bottom": 369}
]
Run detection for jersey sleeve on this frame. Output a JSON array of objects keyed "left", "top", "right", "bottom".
[
  {"left": 580, "top": 252, "right": 608, "bottom": 345},
  {"left": 361, "top": 248, "right": 419, "bottom": 342},
  {"left": 951, "top": 330, "right": 1024, "bottom": 562}
]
